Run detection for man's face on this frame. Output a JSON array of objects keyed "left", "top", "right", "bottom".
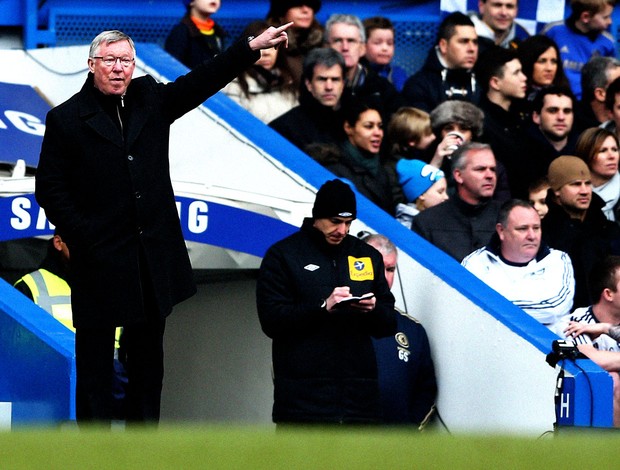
[
  {"left": 497, "top": 205, "right": 541, "bottom": 264},
  {"left": 365, "top": 28, "right": 395, "bottom": 66},
  {"left": 88, "top": 39, "right": 135, "bottom": 96},
  {"left": 305, "top": 64, "right": 345, "bottom": 108},
  {"left": 328, "top": 23, "right": 366, "bottom": 71},
  {"left": 367, "top": 240, "right": 397, "bottom": 289},
  {"left": 533, "top": 94, "right": 574, "bottom": 142},
  {"left": 478, "top": 0, "right": 518, "bottom": 34},
  {"left": 454, "top": 148, "right": 497, "bottom": 203},
  {"left": 554, "top": 179, "right": 592, "bottom": 219},
  {"left": 438, "top": 25, "right": 478, "bottom": 70},
  {"left": 583, "top": 4, "right": 614, "bottom": 33},
  {"left": 494, "top": 58, "right": 527, "bottom": 99},
  {"left": 313, "top": 216, "right": 353, "bottom": 245}
]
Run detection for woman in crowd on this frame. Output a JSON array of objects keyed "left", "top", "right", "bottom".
[
  {"left": 222, "top": 20, "right": 298, "bottom": 123},
  {"left": 325, "top": 100, "right": 395, "bottom": 215},
  {"left": 575, "top": 127, "right": 620, "bottom": 222},
  {"left": 266, "top": 0, "right": 324, "bottom": 88},
  {"left": 517, "top": 35, "right": 569, "bottom": 111}
]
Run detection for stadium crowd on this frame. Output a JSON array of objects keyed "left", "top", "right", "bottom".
[{"left": 8, "top": 0, "right": 620, "bottom": 428}]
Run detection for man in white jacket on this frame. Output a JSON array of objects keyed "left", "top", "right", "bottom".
[{"left": 462, "top": 199, "right": 575, "bottom": 335}]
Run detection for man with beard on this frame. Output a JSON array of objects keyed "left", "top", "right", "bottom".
[{"left": 543, "top": 156, "right": 620, "bottom": 308}]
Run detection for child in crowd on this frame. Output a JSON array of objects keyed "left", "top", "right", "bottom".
[
  {"left": 527, "top": 178, "right": 550, "bottom": 220},
  {"left": 384, "top": 107, "right": 437, "bottom": 205},
  {"left": 362, "top": 16, "right": 408, "bottom": 92},
  {"left": 543, "top": 0, "right": 616, "bottom": 100},
  {"left": 165, "top": 0, "right": 225, "bottom": 69},
  {"left": 395, "top": 159, "right": 448, "bottom": 228}
]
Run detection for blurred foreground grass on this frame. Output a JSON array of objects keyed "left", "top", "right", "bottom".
[{"left": 0, "top": 424, "right": 618, "bottom": 469}]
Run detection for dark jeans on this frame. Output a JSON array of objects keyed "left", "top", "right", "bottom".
[{"left": 75, "top": 317, "right": 166, "bottom": 425}]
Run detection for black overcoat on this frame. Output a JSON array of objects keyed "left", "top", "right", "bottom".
[{"left": 36, "top": 39, "right": 260, "bottom": 328}]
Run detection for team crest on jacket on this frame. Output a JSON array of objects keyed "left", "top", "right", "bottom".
[
  {"left": 347, "top": 256, "right": 374, "bottom": 281},
  {"left": 396, "top": 332, "right": 410, "bottom": 362}
]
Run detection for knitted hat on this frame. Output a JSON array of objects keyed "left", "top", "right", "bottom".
[
  {"left": 312, "top": 179, "right": 357, "bottom": 219},
  {"left": 267, "top": 0, "right": 322, "bottom": 19},
  {"left": 396, "top": 159, "right": 445, "bottom": 202},
  {"left": 547, "top": 156, "right": 591, "bottom": 191}
]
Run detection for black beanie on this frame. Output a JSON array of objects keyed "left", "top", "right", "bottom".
[
  {"left": 312, "top": 179, "right": 357, "bottom": 219},
  {"left": 267, "top": 0, "right": 322, "bottom": 19}
]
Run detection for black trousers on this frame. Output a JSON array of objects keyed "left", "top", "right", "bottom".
[
  {"left": 75, "top": 316, "right": 166, "bottom": 425},
  {"left": 75, "top": 250, "right": 167, "bottom": 426}
]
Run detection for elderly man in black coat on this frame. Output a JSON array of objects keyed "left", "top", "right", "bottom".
[{"left": 35, "top": 25, "right": 291, "bottom": 425}]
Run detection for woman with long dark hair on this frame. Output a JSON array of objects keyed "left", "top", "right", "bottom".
[{"left": 222, "top": 20, "right": 298, "bottom": 123}]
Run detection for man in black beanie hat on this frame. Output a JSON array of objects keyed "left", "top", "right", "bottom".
[{"left": 256, "top": 179, "right": 396, "bottom": 424}]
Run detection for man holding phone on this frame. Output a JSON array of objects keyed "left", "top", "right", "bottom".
[{"left": 256, "top": 179, "right": 396, "bottom": 424}]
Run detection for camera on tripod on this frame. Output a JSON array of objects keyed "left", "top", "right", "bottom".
[{"left": 546, "top": 339, "right": 586, "bottom": 367}]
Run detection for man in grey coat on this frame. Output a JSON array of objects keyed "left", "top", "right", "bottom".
[{"left": 36, "top": 25, "right": 291, "bottom": 425}]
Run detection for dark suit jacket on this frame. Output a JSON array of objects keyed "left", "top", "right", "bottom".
[{"left": 36, "top": 39, "right": 259, "bottom": 328}]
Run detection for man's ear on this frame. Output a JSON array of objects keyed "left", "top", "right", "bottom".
[
  {"left": 453, "top": 168, "right": 463, "bottom": 185},
  {"left": 87, "top": 58, "right": 95, "bottom": 73},
  {"left": 532, "top": 111, "right": 541, "bottom": 126},
  {"left": 496, "top": 223, "right": 505, "bottom": 241},
  {"left": 438, "top": 38, "right": 448, "bottom": 56},
  {"left": 304, "top": 78, "right": 312, "bottom": 93},
  {"left": 489, "top": 75, "right": 501, "bottom": 92},
  {"left": 594, "top": 87, "right": 606, "bottom": 103}
]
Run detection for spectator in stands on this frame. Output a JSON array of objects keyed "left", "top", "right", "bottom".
[
  {"left": 518, "top": 35, "right": 569, "bottom": 104},
  {"left": 363, "top": 233, "right": 437, "bottom": 426},
  {"left": 428, "top": 100, "right": 511, "bottom": 202},
  {"left": 324, "top": 14, "right": 404, "bottom": 118},
  {"left": 412, "top": 142, "right": 501, "bottom": 262},
  {"left": 476, "top": 46, "right": 528, "bottom": 197},
  {"left": 13, "top": 232, "right": 127, "bottom": 420},
  {"left": 575, "top": 127, "right": 620, "bottom": 222},
  {"left": 542, "top": 156, "right": 620, "bottom": 308},
  {"left": 402, "top": 12, "right": 480, "bottom": 113},
  {"left": 395, "top": 159, "right": 448, "bottom": 228},
  {"left": 222, "top": 20, "right": 298, "bottom": 123},
  {"left": 325, "top": 100, "right": 395, "bottom": 215},
  {"left": 35, "top": 26, "right": 291, "bottom": 425},
  {"left": 362, "top": 16, "right": 408, "bottom": 92},
  {"left": 269, "top": 47, "right": 346, "bottom": 153},
  {"left": 520, "top": 86, "right": 579, "bottom": 189},
  {"left": 266, "top": 0, "right": 324, "bottom": 88},
  {"left": 543, "top": 0, "right": 616, "bottom": 100},
  {"left": 256, "top": 179, "right": 396, "bottom": 425},
  {"left": 462, "top": 199, "right": 575, "bottom": 335},
  {"left": 602, "top": 77, "right": 620, "bottom": 141},
  {"left": 565, "top": 255, "right": 620, "bottom": 426},
  {"left": 383, "top": 107, "right": 455, "bottom": 205},
  {"left": 573, "top": 57, "right": 620, "bottom": 134},
  {"left": 468, "top": 0, "right": 529, "bottom": 52},
  {"left": 528, "top": 177, "right": 550, "bottom": 219},
  {"left": 165, "top": 0, "right": 225, "bottom": 69}
]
